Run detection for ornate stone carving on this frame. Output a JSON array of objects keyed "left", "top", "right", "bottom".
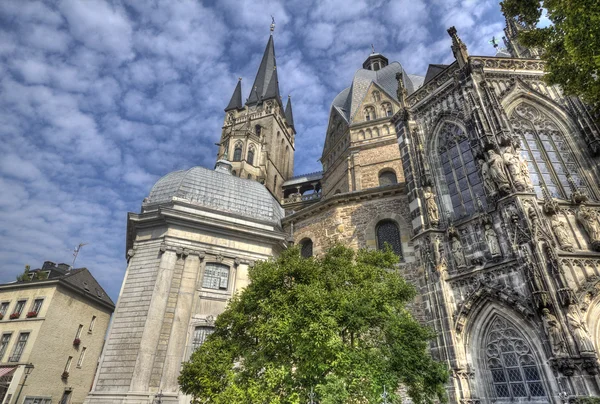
[
  {"left": 503, "top": 147, "right": 530, "bottom": 191},
  {"left": 478, "top": 159, "right": 497, "bottom": 199},
  {"left": 550, "top": 214, "right": 574, "bottom": 252},
  {"left": 566, "top": 305, "right": 595, "bottom": 354},
  {"left": 423, "top": 187, "right": 440, "bottom": 227},
  {"left": 484, "top": 223, "right": 501, "bottom": 258},
  {"left": 576, "top": 205, "right": 600, "bottom": 251},
  {"left": 542, "top": 308, "right": 568, "bottom": 357},
  {"left": 550, "top": 357, "right": 576, "bottom": 376},
  {"left": 448, "top": 228, "right": 466, "bottom": 269},
  {"left": 486, "top": 149, "right": 511, "bottom": 194}
]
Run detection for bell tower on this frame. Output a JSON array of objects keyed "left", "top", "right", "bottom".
[{"left": 217, "top": 24, "right": 295, "bottom": 201}]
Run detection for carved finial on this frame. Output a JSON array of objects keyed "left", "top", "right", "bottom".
[
  {"left": 447, "top": 26, "right": 469, "bottom": 68},
  {"left": 238, "top": 77, "right": 242, "bottom": 81},
  {"left": 270, "top": 16, "right": 275, "bottom": 34}
]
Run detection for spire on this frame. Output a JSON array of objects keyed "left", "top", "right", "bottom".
[
  {"left": 447, "top": 26, "right": 469, "bottom": 68},
  {"left": 225, "top": 78, "right": 243, "bottom": 111},
  {"left": 284, "top": 95, "right": 295, "bottom": 129},
  {"left": 246, "top": 34, "right": 281, "bottom": 106}
]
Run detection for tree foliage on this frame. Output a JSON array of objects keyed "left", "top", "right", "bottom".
[
  {"left": 179, "top": 245, "right": 448, "bottom": 404},
  {"left": 500, "top": 0, "right": 600, "bottom": 112}
]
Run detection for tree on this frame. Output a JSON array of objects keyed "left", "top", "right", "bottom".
[
  {"left": 500, "top": 0, "right": 600, "bottom": 113},
  {"left": 16, "top": 265, "right": 48, "bottom": 282},
  {"left": 179, "top": 245, "right": 448, "bottom": 404}
]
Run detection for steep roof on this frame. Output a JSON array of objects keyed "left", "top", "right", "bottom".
[
  {"left": 225, "top": 79, "right": 243, "bottom": 111},
  {"left": 246, "top": 35, "right": 281, "bottom": 106},
  {"left": 284, "top": 96, "right": 294, "bottom": 129},
  {"left": 424, "top": 64, "right": 449, "bottom": 84}
]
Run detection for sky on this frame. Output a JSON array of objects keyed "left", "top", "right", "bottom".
[{"left": 0, "top": 0, "right": 512, "bottom": 301}]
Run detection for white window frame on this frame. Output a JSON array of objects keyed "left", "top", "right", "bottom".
[
  {"left": 64, "top": 356, "right": 73, "bottom": 373},
  {"left": 9, "top": 332, "right": 29, "bottom": 362},
  {"left": 30, "top": 298, "right": 44, "bottom": 314},
  {"left": 77, "top": 347, "right": 87, "bottom": 368},
  {"left": 75, "top": 324, "right": 83, "bottom": 339},
  {"left": 0, "top": 333, "right": 12, "bottom": 361},
  {"left": 88, "top": 316, "right": 96, "bottom": 333}
]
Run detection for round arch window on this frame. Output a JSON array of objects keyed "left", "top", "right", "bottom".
[
  {"left": 376, "top": 220, "right": 402, "bottom": 257},
  {"left": 299, "top": 238, "right": 313, "bottom": 258},
  {"left": 378, "top": 170, "right": 397, "bottom": 186}
]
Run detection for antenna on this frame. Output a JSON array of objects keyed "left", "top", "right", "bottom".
[{"left": 71, "top": 242, "right": 88, "bottom": 270}]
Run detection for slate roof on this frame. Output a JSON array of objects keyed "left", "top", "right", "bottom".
[
  {"left": 246, "top": 35, "right": 281, "bottom": 107},
  {"left": 144, "top": 166, "right": 284, "bottom": 224},
  {"left": 424, "top": 64, "right": 449, "bottom": 84},
  {"left": 284, "top": 96, "right": 294, "bottom": 129},
  {"left": 225, "top": 79, "right": 243, "bottom": 111}
]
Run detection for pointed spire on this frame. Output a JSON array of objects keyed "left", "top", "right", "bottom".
[
  {"left": 285, "top": 95, "right": 295, "bottom": 129},
  {"left": 246, "top": 34, "right": 281, "bottom": 106},
  {"left": 225, "top": 78, "right": 243, "bottom": 112}
]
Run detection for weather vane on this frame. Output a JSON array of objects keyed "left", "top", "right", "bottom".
[
  {"left": 488, "top": 36, "right": 499, "bottom": 48},
  {"left": 270, "top": 16, "right": 275, "bottom": 33}
]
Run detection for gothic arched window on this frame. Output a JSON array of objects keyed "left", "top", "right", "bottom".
[
  {"left": 509, "top": 103, "right": 589, "bottom": 200},
  {"left": 233, "top": 142, "right": 243, "bottom": 162},
  {"left": 300, "top": 238, "right": 313, "bottom": 258},
  {"left": 382, "top": 102, "right": 393, "bottom": 117},
  {"left": 247, "top": 145, "right": 255, "bottom": 166},
  {"left": 437, "top": 122, "right": 485, "bottom": 218},
  {"left": 364, "top": 106, "right": 376, "bottom": 121},
  {"left": 202, "top": 263, "right": 229, "bottom": 290},
  {"left": 485, "top": 316, "right": 546, "bottom": 399},
  {"left": 379, "top": 170, "right": 397, "bottom": 186},
  {"left": 376, "top": 220, "right": 402, "bottom": 257},
  {"left": 372, "top": 91, "right": 381, "bottom": 102}
]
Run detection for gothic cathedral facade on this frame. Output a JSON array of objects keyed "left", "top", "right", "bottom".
[{"left": 85, "top": 14, "right": 600, "bottom": 404}]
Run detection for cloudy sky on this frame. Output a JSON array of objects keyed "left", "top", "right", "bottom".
[{"left": 0, "top": 0, "right": 509, "bottom": 300}]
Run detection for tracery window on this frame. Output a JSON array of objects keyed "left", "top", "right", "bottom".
[
  {"left": 233, "top": 142, "right": 243, "bottom": 162},
  {"left": 202, "top": 263, "right": 229, "bottom": 290},
  {"left": 247, "top": 145, "right": 255, "bottom": 166},
  {"left": 509, "top": 103, "right": 588, "bottom": 199},
  {"left": 300, "top": 239, "right": 313, "bottom": 258},
  {"left": 382, "top": 102, "right": 393, "bottom": 117},
  {"left": 379, "top": 170, "right": 397, "bottom": 186},
  {"left": 376, "top": 220, "right": 402, "bottom": 257},
  {"left": 437, "top": 122, "right": 485, "bottom": 218},
  {"left": 485, "top": 317, "right": 546, "bottom": 399}
]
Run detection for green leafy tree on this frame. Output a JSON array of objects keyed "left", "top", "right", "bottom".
[
  {"left": 500, "top": 0, "right": 600, "bottom": 113},
  {"left": 16, "top": 265, "right": 48, "bottom": 282},
  {"left": 179, "top": 245, "right": 448, "bottom": 404}
]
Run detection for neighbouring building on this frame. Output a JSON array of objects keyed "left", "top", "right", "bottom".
[
  {"left": 86, "top": 7, "right": 600, "bottom": 404},
  {"left": 0, "top": 262, "right": 114, "bottom": 404}
]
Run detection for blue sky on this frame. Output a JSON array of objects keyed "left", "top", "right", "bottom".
[{"left": 0, "top": 0, "right": 510, "bottom": 301}]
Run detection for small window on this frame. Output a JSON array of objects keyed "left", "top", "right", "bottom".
[
  {"left": 13, "top": 300, "right": 26, "bottom": 317},
  {"left": 0, "top": 333, "right": 12, "bottom": 361},
  {"left": 372, "top": 91, "right": 381, "bottom": 102},
  {"left": 334, "top": 189, "right": 342, "bottom": 195},
  {"left": 233, "top": 143, "right": 243, "bottom": 161},
  {"left": 0, "top": 302, "right": 9, "bottom": 318},
  {"left": 23, "top": 398, "right": 52, "bottom": 404},
  {"left": 202, "top": 263, "right": 230, "bottom": 290},
  {"left": 300, "top": 239, "right": 313, "bottom": 258},
  {"left": 9, "top": 332, "right": 29, "bottom": 362},
  {"left": 376, "top": 220, "right": 402, "bottom": 257},
  {"left": 274, "top": 175, "right": 278, "bottom": 189},
  {"left": 76, "top": 324, "right": 83, "bottom": 339},
  {"left": 382, "top": 103, "right": 393, "bottom": 117},
  {"left": 64, "top": 356, "right": 73, "bottom": 372},
  {"left": 192, "top": 326, "right": 214, "bottom": 351},
  {"left": 255, "top": 125, "right": 261, "bottom": 136},
  {"left": 247, "top": 146, "right": 255, "bottom": 166},
  {"left": 77, "top": 347, "right": 87, "bottom": 368},
  {"left": 378, "top": 170, "right": 398, "bottom": 186},
  {"left": 31, "top": 299, "right": 43, "bottom": 315},
  {"left": 247, "top": 174, "right": 252, "bottom": 179},
  {"left": 89, "top": 316, "right": 96, "bottom": 333},
  {"left": 232, "top": 170, "right": 237, "bottom": 176},
  {"left": 59, "top": 391, "right": 72, "bottom": 404}
]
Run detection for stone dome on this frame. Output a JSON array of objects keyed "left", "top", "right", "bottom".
[{"left": 143, "top": 166, "right": 284, "bottom": 224}]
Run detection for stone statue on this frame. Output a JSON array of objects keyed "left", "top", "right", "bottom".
[
  {"left": 567, "top": 305, "right": 595, "bottom": 353},
  {"left": 423, "top": 187, "right": 440, "bottom": 226},
  {"left": 484, "top": 223, "right": 501, "bottom": 257},
  {"left": 516, "top": 147, "right": 533, "bottom": 189},
  {"left": 542, "top": 308, "right": 568, "bottom": 357},
  {"left": 550, "top": 215, "right": 573, "bottom": 251},
  {"left": 487, "top": 149, "right": 511, "bottom": 193},
  {"left": 503, "top": 148, "right": 527, "bottom": 191},
  {"left": 577, "top": 205, "right": 600, "bottom": 251},
  {"left": 479, "top": 159, "right": 497, "bottom": 198},
  {"left": 450, "top": 236, "right": 466, "bottom": 268}
]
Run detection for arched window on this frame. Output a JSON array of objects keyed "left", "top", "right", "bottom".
[
  {"left": 334, "top": 189, "right": 341, "bottom": 195},
  {"left": 366, "top": 129, "right": 372, "bottom": 139},
  {"left": 373, "top": 128, "right": 380, "bottom": 137},
  {"left": 202, "top": 263, "right": 229, "bottom": 290},
  {"left": 232, "top": 170, "right": 237, "bottom": 176},
  {"left": 381, "top": 103, "right": 392, "bottom": 117},
  {"left": 364, "top": 106, "right": 376, "bottom": 121},
  {"left": 379, "top": 170, "right": 398, "bottom": 186},
  {"left": 300, "top": 238, "right": 313, "bottom": 258},
  {"left": 247, "top": 174, "right": 252, "bottom": 179},
  {"left": 255, "top": 125, "right": 261, "bottom": 136},
  {"left": 359, "top": 130, "right": 365, "bottom": 140},
  {"left": 384, "top": 125, "right": 390, "bottom": 135},
  {"left": 247, "top": 145, "right": 255, "bottom": 166},
  {"left": 376, "top": 220, "right": 402, "bottom": 256},
  {"left": 485, "top": 316, "right": 546, "bottom": 399},
  {"left": 437, "top": 122, "right": 484, "bottom": 218},
  {"left": 372, "top": 91, "right": 381, "bottom": 102},
  {"left": 509, "top": 103, "right": 589, "bottom": 199},
  {"left": 192, "top": 326, "right": 214, "bottom": 352},
  {"left": 233, "top": 142, "right": 243, "bottom": 162}
]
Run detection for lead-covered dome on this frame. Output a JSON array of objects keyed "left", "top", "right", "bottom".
[{"left": 143, "top": 166, "right": 284, "bottom": 224}]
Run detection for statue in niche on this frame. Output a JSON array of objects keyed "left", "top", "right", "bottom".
[
  {"left": 479, "top": 159, "right": 497, "bottom": 198},
  {"left": 542, "top": 308, "right": 568, "bottom": 357},
  {"left": 423, "top": 187, "right": 440, "bottom": 227},
  {"left": 503, "top": 148, "right": 528, "bottom": 191},
  {"left": 484, "top": 223, "right": 501, "bottom": 257},
  {"left": 487, "top": 149, "right": 511, "bottom": 193},
  {"left": 550, "top": 214, "right": 574, "bottom": 251},
  {"left": 577, "top": 205, "right": 600, "bottom": 251},
  {"left": 567, "top": 305, "right": 595, "bottom": 353},
  {"left": 515, "top": 146, "right": 533, "bottom": 189},
  {"left": 450, "top": 235, "right": 466, "bottom": 268},
  {"left": 432, "top": 236, "right": 446, "bottom": 272}
]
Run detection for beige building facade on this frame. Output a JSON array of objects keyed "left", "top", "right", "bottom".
[{"left": 0, "top": 263, "right": 114, "bottom": 404}]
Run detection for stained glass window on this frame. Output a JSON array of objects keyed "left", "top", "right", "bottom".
[
  {"left": 202, "top": 263, "right": 229, "bottom": 290},
  {"left": 379, "top": 170, "right": 398, "bottom": 186},
  {"left": 486, "top": 317, "right": 546, "bottom": 399},
  {"left": 509, "top": 103, "right": 588, "bottom": 200},
  {"left": 437, "top": 122, "right": 484, "bottom": 218},
  {"left": 300, "top": 239, "right": 313, "bottom": 258},
  {"left": 376, "top": 220, "right": 402, "bottom": 257}
]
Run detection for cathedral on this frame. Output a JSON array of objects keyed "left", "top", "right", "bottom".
[{"left": 85, "top": 13, "right": 600, "bottom": 404}]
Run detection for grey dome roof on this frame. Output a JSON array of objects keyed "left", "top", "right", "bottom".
[
  {"left": 143, "top": 166, "right": 284, "bottom": 224},
  {"left": 331, "top": 62, "right": 424, "bottom": 123}
]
